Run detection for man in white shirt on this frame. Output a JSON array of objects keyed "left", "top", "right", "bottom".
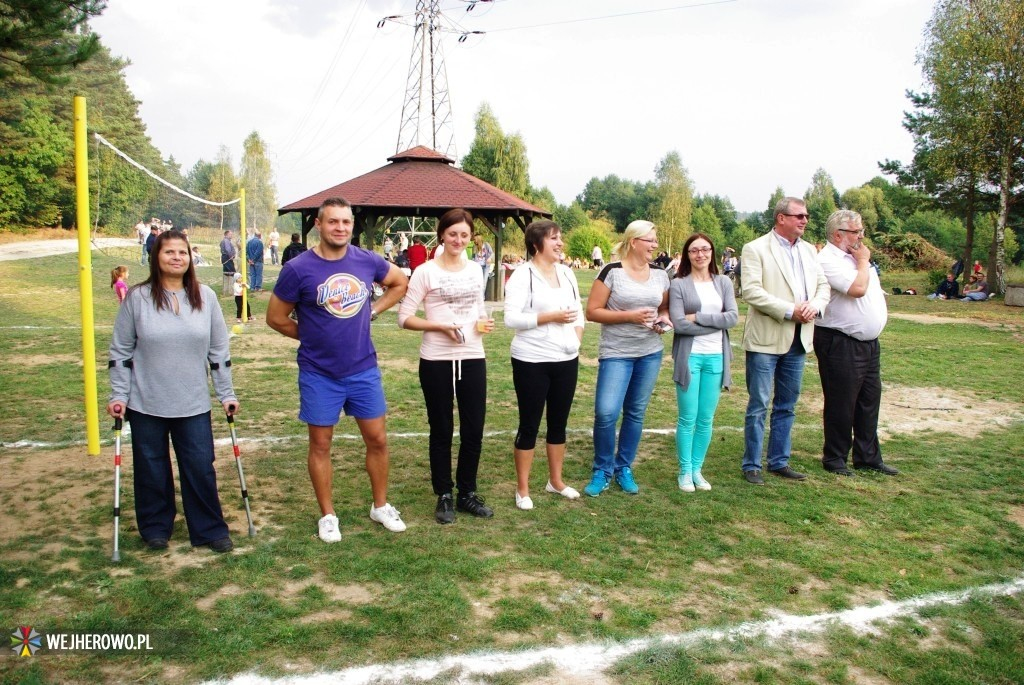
[
  {"left": 268, "top": 229, "right": 281, "bottom": 265},
  {"left": 815, "top": 210, "right": 898, "bottom": 477},
  {"left": 135, "top": 220, "right": 148, "bottom": 264}
]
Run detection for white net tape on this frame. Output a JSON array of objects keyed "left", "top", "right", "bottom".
[{"left": 94, "top": 133, "right": 240, "bottom": 207}]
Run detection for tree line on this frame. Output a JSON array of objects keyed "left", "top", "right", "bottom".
[
  {"left": 0, "top": 6, "right": 283, "bottom": 234},
  {"left": 1, "top": 0, "right": 1020, "bottom": 290}
]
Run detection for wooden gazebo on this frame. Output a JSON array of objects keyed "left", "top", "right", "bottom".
[{"left": 277, "top": 146, "right": 552, "bottom": 300}]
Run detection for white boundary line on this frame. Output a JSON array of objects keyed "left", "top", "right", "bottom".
[
  {"left": 0, "top": 426, "right": 753, "bottom": 451},
  {"left": 209, "top": 575, "right": 1024, "bottom": 685}
]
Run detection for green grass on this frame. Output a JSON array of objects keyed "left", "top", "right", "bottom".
[{"left": 1, "top": 246, "right": 1023, "bottom": 683}]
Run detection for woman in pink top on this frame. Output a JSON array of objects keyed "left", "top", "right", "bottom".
[{"left": 398, "top": 209, "right": 496, "bottom": 524}]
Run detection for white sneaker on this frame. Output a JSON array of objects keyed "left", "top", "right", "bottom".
[
  {"left": 693, "top": 472, "right": 712, "bottom": 491},
  {"left": 318, "top": 513, "right": 341, "bottom": 543},
  {"left": 545, "top": 481, "right": 581, "bottom": 499},
  {"left": 369, "top": 503, "right": 407, "bottom": 532},
  {"left": 515, "top": 491, "right": 534, "bottom": 510},
  {"left": 678, "top": 473, "right": 695, "bottom": 492}
]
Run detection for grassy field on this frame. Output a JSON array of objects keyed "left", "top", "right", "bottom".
[{"left": 1, "top": 238, "right": 1023, "bottom": 684}]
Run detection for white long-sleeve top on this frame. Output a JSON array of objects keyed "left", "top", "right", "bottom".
[
  {"left": 504, "top": 261, "right": 584, "bottom": 362},
  {"left": 397, "top": 258, "right": 487, "bottom": 361}
]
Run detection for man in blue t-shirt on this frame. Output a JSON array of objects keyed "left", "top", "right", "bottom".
[{"left": 267, "top": 197, "right": 409, "bottom": 542}]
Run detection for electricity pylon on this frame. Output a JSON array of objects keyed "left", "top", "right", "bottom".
[{"left": 395, "top": 0, "right": 457, "bottom": 159}]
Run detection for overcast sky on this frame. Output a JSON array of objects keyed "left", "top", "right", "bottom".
[{"left": 89, "top": 0, "right": 935, "bottom": 214}]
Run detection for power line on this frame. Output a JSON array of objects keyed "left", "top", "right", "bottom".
[{"left": 483, "top": 0, "right": 738, "bottom": 33}]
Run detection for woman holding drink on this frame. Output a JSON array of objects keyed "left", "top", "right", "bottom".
[
  {"left": 398, "top": 209, "right": 496, "bottom": 524},
  {"left": 583, "top": 220, "right": 672, "bottom": 497},
  {"left": 503, "top": 220, "right": 585, "bottom": 510}
]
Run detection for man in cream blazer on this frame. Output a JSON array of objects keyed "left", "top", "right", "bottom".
[{"left": 740, "top": 197, "right": 830, "bottom": 484}]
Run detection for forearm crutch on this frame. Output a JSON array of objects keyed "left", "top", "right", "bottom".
[
  {"left": 111, "top": 417, "right": 123, "bottom": 562},
  {"left": 226, "top": 410, "right": 257, "bottom": 537}
]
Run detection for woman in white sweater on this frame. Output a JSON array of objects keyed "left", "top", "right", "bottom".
[
  {"left": 398, "top": 209, "right": 496, "bottom": 524},
  {"left": 503, "top": 220, "right": 585, "bottom": 510}
]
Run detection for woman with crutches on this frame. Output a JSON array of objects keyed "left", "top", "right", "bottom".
[{"left": 107, "top": 229, "right": 238, "bottom": 553}]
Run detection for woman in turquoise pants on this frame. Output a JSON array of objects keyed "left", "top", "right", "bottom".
[{"left": 667, "top": 233, "right": 738, "bottom": 491}]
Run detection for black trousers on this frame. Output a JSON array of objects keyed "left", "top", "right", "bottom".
[
  {"left": 234, "top": 296, "right": 251, "bottom": 319},
  {"left": 126, "top": 409, "right": 229, "bottom": 546},
  {"left": 511, "top": 357, "right": 579, "bottom": 450},
  {"left": 814, "top": 326, "right": 883, "bottom": 469},
  {"left": 419, "top": 358, "right": 487, "bottom": 496}
]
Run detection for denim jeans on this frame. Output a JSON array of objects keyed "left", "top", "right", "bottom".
[
  {"left": 126, "top": 409, "right": 229, "bottom": 546},
  {"left": 592, "top": 351, "right": 663, "bottom": 477},
  {"left": 249, "top": 261, "right": 263, "bottom": 290},
  {"left": 675, "top": 353, "right": 723, "bottom": 476},
  {"left": 742, "top": 339, "right": 806, "bottom": 472}
]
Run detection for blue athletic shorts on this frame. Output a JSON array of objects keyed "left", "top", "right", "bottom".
[{"left": 298, "top": 367, "right": 387, "bottom": 425}]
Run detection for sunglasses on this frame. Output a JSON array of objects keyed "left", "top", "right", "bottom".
[{"left": 782, "top": 213, "right": 810, "bottom": 221}]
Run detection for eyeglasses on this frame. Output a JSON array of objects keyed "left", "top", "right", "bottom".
[
  {"left": 782, "top": 213, "right": 810, "bottom": 221},
  {"left": 838, "top": 228, "right": 865, "bottom": 236},
  {"left": 688, "top": 247, "right": 713, "bottom": 254},
  {"left": 634, "top": 238, "right": 658, "bottom": 245}
]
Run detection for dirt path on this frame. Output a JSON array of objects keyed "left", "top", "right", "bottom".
[{"left": 0, "top": 237, "right": 136, "bottom": 262}]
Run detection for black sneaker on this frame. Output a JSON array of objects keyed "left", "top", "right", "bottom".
[
  {"left": 456, "top": 492, "right": 494, "bottom": 518},
  {"left": 435, "top": 493, "right": 456, "bottom": 524},
  {"left": 144, "top": 537, "right": 168, "bottom": 550},
  {"left": 208, "top": 537, "right": 233, "bottom": 553}
]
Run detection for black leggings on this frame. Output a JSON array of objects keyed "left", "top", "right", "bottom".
[
  {"left": 419, "top": 358, "right": 487, "bottom": 495},
  {"left": 511, "top": 356, "right": 579, "bottom": 450},
  {"left": 234, "top": 296, "right": 251, "bottom": 319}
]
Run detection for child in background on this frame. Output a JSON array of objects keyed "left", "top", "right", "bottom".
[
  {"left": 233, "top": 272, "right": 252, "bottom": 322},
  {"left": 111, "top": 266, "right": 129, "bottom": 304}
]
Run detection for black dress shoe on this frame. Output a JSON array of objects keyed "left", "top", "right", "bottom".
[
  {"left": 768, "top": 466, "right": 807, "bottom": 480},
  {"left": 855, "top": 463, "right": 900, "bottom": 476},
  {"left": 456, "top": 492, "right": 494, "bottom": 518},
  {"left": 208, "top": 537, "right": 233, "bottom": 553},
  {"left": 144, "top": 537, "right": 169, "bottom": 550},
  {"left": 824, "top": 466, "right": 855, "bottom": 476},
  {"left": 743, "top": 470, "right": 765, "bottom": 485},
  {"left": 435, "top": 493, "right": 455, "bottom": 524}
]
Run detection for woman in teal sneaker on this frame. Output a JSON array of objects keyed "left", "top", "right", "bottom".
[
  {"left": 668, "top": 233, "right": 738, "bottom": 492},
  {"left": 584, "top": 220, "right": 672, "bottom": 496}
]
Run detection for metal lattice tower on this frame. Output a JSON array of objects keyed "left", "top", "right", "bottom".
[{"left": 395, "top": 0, "right": 457, "bottom": 159}]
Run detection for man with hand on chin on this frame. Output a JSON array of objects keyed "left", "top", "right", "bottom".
[
  {"left": 740, "top": 197, "right": 830, "bottom": 485},
  {"left": 815, "top": 210, "right": 897, "bottom": 477}
]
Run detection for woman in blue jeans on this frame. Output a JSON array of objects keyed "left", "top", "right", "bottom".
[
  {"left": 668, "top": 233, "right": 738, "bottom": 492},
  {"left": 584, "top": 220, "right": 672, "bottom": 496}
]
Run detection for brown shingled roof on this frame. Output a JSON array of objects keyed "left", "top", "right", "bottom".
[{"left": 278, "top": 145, "right": 549, "bottom": 216}]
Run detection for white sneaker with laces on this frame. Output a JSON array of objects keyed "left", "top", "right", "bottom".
[
  {"left": 545, "top": 481, "right": 581, "bottom": 499},
  {"left": 693, "top": 472, "right": 712, "bottom": 491},
  {"left": 515, "top": 491, "right": 534, "bottom": 510},
  {"left": 369, "top": 503, "right": 407, "bottom": 532},
  {"left": 678, "top": 473, "right": 696, "bottom": 492},
  {"left": 318, "top": 513, "right": 341, "bottom": 543}
]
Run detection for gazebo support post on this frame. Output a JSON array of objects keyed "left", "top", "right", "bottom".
[{"left": 479, "top": 216, "right": 501, "bottom": 302}]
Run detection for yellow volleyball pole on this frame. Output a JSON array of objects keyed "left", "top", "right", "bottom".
[
  {"left": 74, "top": 96, "right": 100, "bottom": 456},
  {"left": 239, "top": 188, "right": 247, "bottom": 328}
]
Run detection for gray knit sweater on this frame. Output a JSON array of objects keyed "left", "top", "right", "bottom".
[
  {"left": 667, "top": 274, "right": 739, "bottom": 390},
  {"left": 109, "top": 284, "right": 236, "bottom": 417}
]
